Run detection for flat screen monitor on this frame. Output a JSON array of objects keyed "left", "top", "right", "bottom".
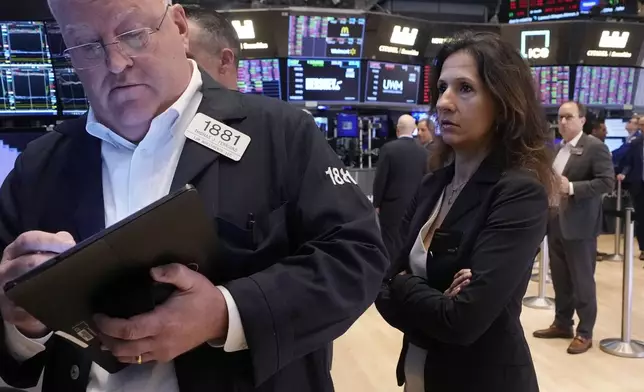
[
  {"left": 0, "top": 65, "right": 57, "bottom": 116},
  {"left": 508, "top": 0, "right": 580, "bottom": 23},
  {"left": 531, "top": 66, "right": 570, "bottom": 106},
  {"left": 573, "top": 66, "right": 636, "bottom": 106},
  {"left": 54, "top": 66, "right": 89, "bottom": 116},
  {"left": 0, "top": 21, "right": 51, "bottom": 65},
  {"left": 288, "top": 14, "right": 365, "bottom": 59},
  {"left": 336, "top": 113, "right": 358, "bottom": 138},
  {"left": 0, "top": 130, "right": 46, "bottom": 185},
  {"left": 237, "top": 58, "right": 282, "bottom": 100},
  {"left": 287, "top": 59, "right": 360, "bottom": 103},
  {"left": 364, "top": 61, "right": 421, "bottom": 105},
  {"left": 44, "top": 21, "right": 67, "bottom": 66}
]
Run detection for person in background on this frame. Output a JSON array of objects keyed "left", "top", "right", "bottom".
[
  {"left": 617, "top": 134, "right": 644, "bottom": 261},
  {"left": 184, "top": 5, "right": 239, "bottom": 90},
  {"left": 589, "top": 120, "right": 607, "bottom": 142},
  {"left": 533, "top": 101, "right": 614, "bottom": 354},
  {"left": 376, "top": 32, "right": 556, "bottom": 392},
  {"left": 416, "top": 119, "right": 434, "bottom": 151},
  {"left": 0, "top": 0, "right": 389, "bottom": 391},
  {"left": 612, "top": 115, "right": 640, "bottom": 168},
  {"left": 373, "top": 114, "right": 429, "bottom": 260}
]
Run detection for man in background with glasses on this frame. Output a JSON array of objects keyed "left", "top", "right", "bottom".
[
  {"left": 184, "top": 6, "right": 240, "bottom": 91},
  {"left": 0, "top": 0, "right": 388, "bottom": 391}
]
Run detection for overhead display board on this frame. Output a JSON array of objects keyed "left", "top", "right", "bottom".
[
  {"left": 237, "top": 58, "right": 282, "bottom": 100},
  {"left": 288, "top": 13, "right": 366, "bottom": 59},
  {"left": 425, "top": 23, "right": 502, "bottom": 59},
  {"left": 287, "top": 59, "right": 361, "bottom": 103},
  {"left": 573, "top": 66, "right": 636, "bottom": 106},
  {"left": 531, "top": 66, "right": 570, "bottom": 107},
  {"left": 568, "top": 21, "right": 644, "bottom": 67},
  {"left": 364, "top": 61, "right": 421, "bottom": 105},
  {"left": 224, "top": 10, "right": 289, "bottom": 58},
  {"left": 501, "top": 23, "right": 571, "bottom": 65},
  {"left": 363, "top": 14, "right": 429, "bottom": 64}
]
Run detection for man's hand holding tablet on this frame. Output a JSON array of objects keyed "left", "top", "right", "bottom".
[{"left": 0, "top": 231, "right": 76, "bottom": 338}]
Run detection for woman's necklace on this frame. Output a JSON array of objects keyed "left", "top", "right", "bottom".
[{"left": 447, "top": 181, "right": 467, "bottom": 205}]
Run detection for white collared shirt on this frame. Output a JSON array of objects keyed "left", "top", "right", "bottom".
[
  {"left": 553, "top": 130, "right": 583, "bottom": 195},
  {"left": 4, "top": 60, "right": 248, "bottom": 391}
]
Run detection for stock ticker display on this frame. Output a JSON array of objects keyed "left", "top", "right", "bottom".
[
  {"left": 573, "top": 66, "right": 635, "bottom": 106},
  {"left": 288, "top": 14, "right": 365, "bottom": 59},
  {"left": 237, "top": 58, "right": 282, "bottom": 100},
  {"left": 0, "top": 21, "right": 57, "bottom": 116},
  {"left": 287, "top": 59, "right": 360, "bottom": 103},
  {"left": 508, "top": 0, "right": 628, "bottom": 23},
  {"left": 364, "top": 61, "right": 421, "bottom": 105},
  {"left": 531, "top": 66, "right": 570, "bottom": 106}
]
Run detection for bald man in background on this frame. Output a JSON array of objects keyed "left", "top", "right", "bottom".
[
  {"left": 373, "top": 114, "right": 429, "bottom": 260},
  {"left": 184, "top": 5, "right": 239, "bottom": 90}
]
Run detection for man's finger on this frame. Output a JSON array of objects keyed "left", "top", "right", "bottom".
[
  {"left": 94, "top": 312, "right": 162, "bottom": 341},
  {"left": 150, "top": 263, "right": 198, "bottom": 292},
  {"left": 100, "top": 334, "right": 155, "bottom": 358},
  {"left": 4, "top": 231, "right": 75, "bottom": 260}
]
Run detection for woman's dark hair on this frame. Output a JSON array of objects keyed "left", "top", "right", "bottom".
[{"left": 429, "top": 31, "right": 557, "bottom": 200}]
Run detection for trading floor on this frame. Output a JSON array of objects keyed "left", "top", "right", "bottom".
[{"left": 331, "top": 235, "right": 644, "bottom": 392}]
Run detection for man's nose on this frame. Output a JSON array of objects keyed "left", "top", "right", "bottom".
[{"left": 105, "top": 44, "right": 133, "bottom": 74}]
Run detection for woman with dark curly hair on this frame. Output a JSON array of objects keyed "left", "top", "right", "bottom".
[{"left": 375, "top": 31, "right": 557, "bottom": 392}]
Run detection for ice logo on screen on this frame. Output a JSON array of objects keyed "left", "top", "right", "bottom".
[
  {"left": 390, "top": 26, "right": 418, "bottom": 46},
  {"left": 520, "top": 30, "right": 550, "bottom": 60},
  {"left": 598, "top": 31, "right": 630, "bottom": 49},
  {"left": 306, "top": 78, "right": 342, "bottom": 91},
  {"left": 231, "top": 20, "right": 255, "bottom": 40}
]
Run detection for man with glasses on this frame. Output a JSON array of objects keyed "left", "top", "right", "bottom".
[
  {"left": 184, "top": 6, "right": 240, "bottom": 90},
  {"left": 0, "top": 0, "right": 388, "bottom": 391},
  {"left": 533, "top": 102, "right": 614, "bottom": 355}
]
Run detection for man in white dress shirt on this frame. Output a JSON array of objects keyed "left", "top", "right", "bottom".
[
  {"left": 0, "top": 0, "right": 388, "bottom": 391},
  {"left": 533, "top": 101, "right": 614, "bottom": 355}
]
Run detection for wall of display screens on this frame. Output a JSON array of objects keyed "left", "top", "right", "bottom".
[
  {"left": 288, "top": 14, "right": 365, "bottom": 59},
  {"left": 287, "top": 59, "right": 361, "bottom": 103},
  {"left": 237, "top": 58, "right": 282, "bottom": 100},
  {"left": 508, "top": 0, "right": 630, "bottom": 23},
  {"left": 531, "top": 66, "right": 570, "bottom": 106},
  {"left": 0, "top": 21, "right": 57, "bottom": 116},
  {"left": 364, "top": 61, "right": 421, "bottom": 105},
  {"left": 573, "top": 66, "right": 635, "bottom": 106}
]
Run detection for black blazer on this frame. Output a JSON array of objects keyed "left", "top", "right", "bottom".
[
  {"left": 376, "top": 153, "right": 546, "bottom": 392},
  {"left": 0, "top": 72, "right": 388, "bottom": 392},
  {"left": 620, "top": 137, "right": 644, "bottom": 195},
  {"left": 372, "top": 137, "right": 428, "bottom": 227}
]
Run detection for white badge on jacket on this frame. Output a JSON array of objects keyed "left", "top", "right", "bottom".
[{"left": 185, "top": 113, "right": 251, "bottom": 161}]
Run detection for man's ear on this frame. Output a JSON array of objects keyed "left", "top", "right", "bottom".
[{"left": 219, "top": 48, "right": 236, "bottom": 74}]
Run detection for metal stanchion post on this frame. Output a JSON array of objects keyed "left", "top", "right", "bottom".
[
  {"left": 605, "top": 178, "right": 624, "bottom": 262},
  {"left": 600, "top": 207, "right": 644, "bottom": 358},
  {"left": 523, "top": 236, "right": 555, "bottom": 309}
]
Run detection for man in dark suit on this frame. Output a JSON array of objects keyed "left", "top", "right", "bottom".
[
  {"left": 533, "top": 102, "right": 614, "bottom": 354},
  {"left": 618, "top": 134, "right": 644, "bottom": 260},
  {"left": 416, "top": 118, "right": 434, "bottom": 152},
  {"left": 0, "top": 0, "right": 389, "bottom": 391},
  {"left": 184, "top": 5, "right": 239, "bottom": 90},
  {"left": 373, "top": 114, "right": 429, "bottom": 260}
]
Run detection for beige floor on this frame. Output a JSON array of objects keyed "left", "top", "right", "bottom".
[{"left": 332, "top": 235, "right": 644, "bottom": 392}]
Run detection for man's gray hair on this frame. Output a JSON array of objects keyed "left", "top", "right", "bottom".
[{"left": 183, "top": 5, "right": 241, "bottom": 63}]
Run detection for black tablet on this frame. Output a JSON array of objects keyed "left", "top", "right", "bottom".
[{"left": 4, "top": 184, "right": 218, "bottom": 373}]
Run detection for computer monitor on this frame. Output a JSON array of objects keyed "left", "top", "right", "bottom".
[
  {"left": 336, "top": 113, "right": 358, "bottom": 138},
  {"left": 0, "top": 66, "right": 58, "bottom": 116},
  {"left": 287, "top": 59, "right": 361, "bottom": 104},
  {"left": 237, "top": 58, "right": 282, "bottom": 100},
  {"left": 288, "top": 14, "right": 366, "bottom": 59},
  {"left": 364, "top": 61, "right": 421, "bottom": 105}
]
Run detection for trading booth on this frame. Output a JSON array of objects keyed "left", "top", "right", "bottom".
[{"left": 1, "top": 6, "right": 644, "bottom": 193}]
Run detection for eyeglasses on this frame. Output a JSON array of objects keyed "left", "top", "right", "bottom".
[{"left": 63, "top": 5, "right": 170, "bottom": 70}]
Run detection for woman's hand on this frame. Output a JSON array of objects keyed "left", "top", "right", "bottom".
[{"left": 444, "top": 269, "right": 472, "bottom": 297}]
